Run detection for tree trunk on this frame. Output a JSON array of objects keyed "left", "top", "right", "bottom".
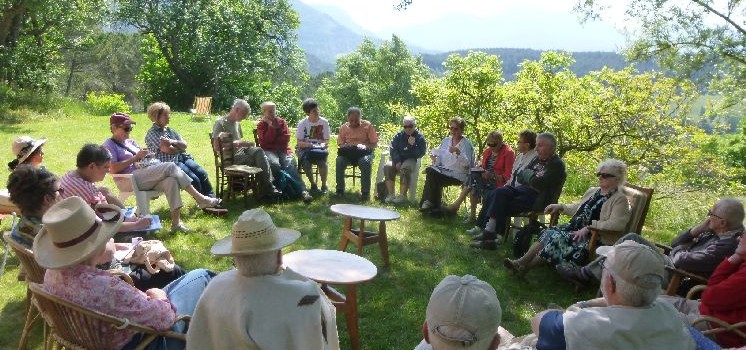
[{"left": 0, "top": 2, "right": 27, "bottom": 46}]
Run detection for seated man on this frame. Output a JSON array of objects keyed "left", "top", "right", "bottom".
[
  {"left": 471, "top": 133, "right": 566, "bottom": 250},
  {"left": 212, "top": 98, "right": 281, "bottom": 200},
  {"left": 384, "top": 115, "right": 426, "bottom": 204},
  {"left": 659, "top": 232, "right": 746, "bottom": 348},
  {"left": 414, "top": 274, "right": 512, "bottom": 350},
  {"left": 186, "top": 208, "right": 339, "bottom": 350},
  {"left": 295, "top": 98, "right": 331, "bottom": 193},
  {"left": 256, "top": 101, "right": 312, "bottom": 202},
  {"left": 558, "top": 198, "right": 744, "bottom": 293},
  {"left": 530, "top": 241, "right": 702, "bottom": 349},
  {"left": 335, "top": 106, "right": 378, "bottom": 201}
]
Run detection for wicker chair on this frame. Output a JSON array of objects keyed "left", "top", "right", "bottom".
[
  {"left": 29, "top": 282, "right": 189, "bottom": 350},
  {"left": 685, "top": 285, "right": 746, "bottom": 346},
  {"left": 4, "top": 231, "right": 46, "bottom": 350}
]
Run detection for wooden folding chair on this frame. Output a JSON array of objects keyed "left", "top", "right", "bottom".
[{"left": 210, "top": 133, "right": 261, "bottom": 206}]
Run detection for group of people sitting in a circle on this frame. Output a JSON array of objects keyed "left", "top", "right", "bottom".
[{"left": 4, "top": 95, "right": 745, "bottom": 350}]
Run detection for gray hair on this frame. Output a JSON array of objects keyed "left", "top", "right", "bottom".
[
  {"left": 717, "top": 198, "right": 745, "bottom": 230},
  {"left": 233, "top": 250, "right": 280, "bottom": 277},
  {"left": 260, "top": 101, "right": 276, "bottom": 113},
  {"left": 232, "top": 99, "right": 250, "bottom": 112},
  {"left": 536, "top": 132, "right": 557, "bottom": 149},
  {"left": 402, "top": 115, "right": 416, "bottom": 126},
  {"left": 602, "top": 269, "right": 660, "bottom": 307},
  {"left": 597, "top": 158, "right": 628, "bottom": 187}
]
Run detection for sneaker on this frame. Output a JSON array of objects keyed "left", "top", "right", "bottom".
[
  {"left": 556, "top": 263, "right": 591, "bottom": 289},
  {"left": 419, "top": 200, "right": 434, "bottom": 212},
  {"left": 302, "top": 191, "right": 313, "bottom": 203},
  {"left": 503, "top": 258, "right": 526, "bottom": 275},
  {"left": 465, "top": 226, "right": 481, "bottom": 235},
  {"left": 384, "top": 194, "right": 396, "bottom": 204},
  {"left": 321, "top": 185, "right": 329, "bottom": 194},
  {"left": 472, "top": 230, "right": 496, "bottom": 241},
  {"left": 470, "top": 240, "right": 497, "bottom": 250},
  {"left": 391, "top": 195, "right": 406, "bottom": 204}
]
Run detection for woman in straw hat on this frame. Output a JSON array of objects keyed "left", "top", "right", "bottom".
[
  {"left": 36, "top": 196, "right": 214, "bottom": 350},
  {"left": 7, "top": 135, "right": 47, "bottom": 170},
  {"left": 186, "top": 208, "right": 339, "bottom": 350}
]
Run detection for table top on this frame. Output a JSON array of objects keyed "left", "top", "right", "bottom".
[
  {"left": 284, "top": 249, "right": 378, "bottom": 285},
  {"left": 330, "top": 204, "right": 401, "bottom": 221}
]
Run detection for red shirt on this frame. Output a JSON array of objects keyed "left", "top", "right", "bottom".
[
  {"left": 699, "top": 257, "right": 746, "bottom": 347},
  {"left": 480, "top": 144, "right": 515, "bottom": 187},
  {"left": 257, "top": 117, "right": 291, "bottom": 154}
]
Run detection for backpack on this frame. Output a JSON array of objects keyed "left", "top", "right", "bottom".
[
  {"left": 512, "top": 221, "right": 542, "bottom": 258},
  {"left": 273, "top": 170, "right": 304, "bottom": 200}
]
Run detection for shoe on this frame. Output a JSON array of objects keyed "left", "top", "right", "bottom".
[
  {"left": 465, "top": 226, "right": 481, "bottom": 235},
  {"left": 472, "top": 230, "right": 495, "bottom": 241},
  {"left": 391, "top": 195, "right": 406, "bottom": 204},
  {"left": 269, "top": 187, "right": 283, "bottom": 197},
  {"left": 419, "top": 200, "right": 434, "bottom": 212},
  {"left": 310, "top": 184, "right": 319, "bottom": 193},
  {"left": 171, "top": 223, "right": 192, "bottom": 233},
  {"left": 321, "top": 185, "right": 329, "bottom": 194},
  {"left": 302, "top": 191, "right": 313, "bottom": 203},
  {"left": 470, "top": 240, "right": 497, "bottom": 250},
  {"left": 503, "top": 258, "right": 525, "bottom": 275},
  {"left": 556, "top": 263, "right": 591, "bottom": 289},
  {"left": 361, "top": 192, "right": 370, "bottom": 202},
  {"left": 384, "top": 194, "right": 396, "bottom": 204},
  {"left": 197, "top": 197, "right": 221, "bottom": 209}
]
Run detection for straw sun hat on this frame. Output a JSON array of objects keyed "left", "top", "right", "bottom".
[
  {"left": 11, "top": 136, "right": 47, "bottom": 165},
  {"left": 211, "top": 208, "right": 300, "bottom": 256},
  {"left": 33, "top": 196, "right": 124, "bottom": 269}
]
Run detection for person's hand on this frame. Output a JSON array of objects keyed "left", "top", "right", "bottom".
[
  {"left": 159, "top": 137, "right": 172, "bottom": 147},
  {"left": 544, "top": 204, "right": 562, "bottom": 215},
  {"left": 407, "top": 136, "right": 415, "bottom": 145},
  {"left": 356, "top": 143, "right": 367, "bottom": 150},
  {"left": 97, "top": 186, "right": 111, "bottom": 197},
  {"left": 395, "top": 162, "right": 402, "bottom": 171},
  {"left": 448, "top": 146, "right": 460, "bottom": 154},
  {"left": 690, "top": 217, "right": 710, "bottom": 237},
  {"left": 571, "top": 227, "right": 590, "bottom": 242},
  {"left": 134, "top": 149, "right": 148, "bottom": 161},
  {"left": 133, "top": 217, "right": 153, "bottom": 230},
  {"left": 145, "top": 288, "right": 168, "bottom": 300},
  {"left": 114, "top": 243, "right": 131, "bottom": 251}
]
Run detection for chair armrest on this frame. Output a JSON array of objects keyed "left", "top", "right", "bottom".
[
  {"left": 686, "top": 285, "right": 707, "bottom": 300},
  {"left": 549, "top": 212, "right": 560, "bottom": 226},
  {"left": 654, "top": 242, "right": 672, "bottom": 255},
  {"left": 664, "top": 266, "right": 707, "bottom": 296},
  {"left": 587, "top": 227, "right": 622, "bottom": 259}
]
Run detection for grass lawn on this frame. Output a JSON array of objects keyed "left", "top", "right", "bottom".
[{"left": 0, "top": 108, "right": 726, "bottom": 349}]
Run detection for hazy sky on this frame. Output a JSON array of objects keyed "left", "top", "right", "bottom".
[{"left": 300, "top": 0, "right": 630, "bottom": 52}]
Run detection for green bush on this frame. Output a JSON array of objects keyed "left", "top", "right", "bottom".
[{"left": 85, "top": 91, "right": 131, "bottom": 116}]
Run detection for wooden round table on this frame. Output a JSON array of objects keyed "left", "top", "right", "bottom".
[
  {"left": 330, "top": 204, "right": 400, "bottom": 266},
  {"left": 284, "top": 249, "right": 377, "bottom": 350}
]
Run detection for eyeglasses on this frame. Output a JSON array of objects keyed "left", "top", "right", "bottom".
[
  {"left": 402, "top": 125, "right": 414, "bottom": 129},
  {"left": 487, "top": 143, "right": 498, "bottom": 147},
  {"left": 54, "top": 187, "right": 64, "bottom": 195},
  {"left": 596, "top": 172, "right": 616, "bottom": 179},
  {"left": 449, "top": 127, "right": 460, "bottom": 131},
  {"left": 708, "top": 210, "right": 724, "bottom": 220},
  {"left": 122, "top": 126, "right": 133, "bottom": 132}
]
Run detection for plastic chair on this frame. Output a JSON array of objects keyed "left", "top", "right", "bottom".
[{"left": 109, "top": 173, "right": 163, "bottom": 215}]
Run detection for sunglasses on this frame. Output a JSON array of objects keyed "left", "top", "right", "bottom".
[
  {"left": 487, "top": 143, "right": 498, "bottom": 147},
  {"left": 122, "top": 126, "right": 133, "bottom": 132},
  {"left": 449, "top": 127, "right": 460, "bottom": 130},
  {"left": 54, "top": 187, "right": 64, "bottom": 195},
  {"left": 707, "top": 210, "right": 724, "bottom": 220},
  {"left": 596, "top": 172, "right": 616, "bottom": 179},
  {"left": 403, "top": 125, "right": 414, "bottom": 129}
]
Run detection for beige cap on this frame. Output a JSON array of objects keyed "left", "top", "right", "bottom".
[
  {"left": 211, "top": 209, "right": 300, "bottom": 256},
  {"left": 596, "top": 240, "right": 665, "bottom": 289},
  {"left": 425, "top": 275, "right": 501, "bottom": 349}
]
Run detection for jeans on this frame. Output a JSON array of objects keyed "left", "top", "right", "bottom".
[
  {"left": 266, "top": 151, "right": 306, "bottom": 191},
  {"left": 122, "top": 269, "right": 215, "bottom": 350},
  {"left": 335, "top": 154, "right": 373, "bottom": 195},
  {"left": 483, "top": 185, "right": 538, "bottom": 240},
  {"left": 177, "top": 158, "right": 214, "bottom": 197}
]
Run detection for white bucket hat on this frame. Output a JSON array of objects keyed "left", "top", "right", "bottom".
[
  {"left": 211, "top": 209, "right": 301, "bottom": 256},
  {"left": 33, "top": 196, "right": 124, "bottom": 269},
  {"left": 11, "top": 136, "right": 47, "bottom": 164}
]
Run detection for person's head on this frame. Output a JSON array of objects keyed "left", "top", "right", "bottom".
[
  {"left": 260, "top": 101, "right": 277, "bottom": 120},
  {"left": 211, "top": 208, "right": 301, "bottom": 277},
  {"left": 517, "top": 130, "right": 537, "bottom": 154},
  {"left": 302, "top": 98, "right": 320, "bottom": 119},
  {"left": 109, "top": 112, "right": 136, "bottom": 141},
  {"left": 535, "top": 132, "right": 557, "bottom": 160},
  {"left": 8, "top": 136, "right": 47, "bottom": 170},
  {"left": 707, "top": 198, "right": 745, "bottom": 233},
  {"left": 597, "top": 241, "right": 665, "bottom": 307},
  {"left": 346, "top": 107, "right": 362, "bottom": 127},
  {"left": 449, "top": 117, "right": 465, "bottom": 139},
  {"left": 486, "top": 131, "right": 504, "bottom": 151},
  {"left": 32, "top": 196, "right": 124, "bottom": 269},
  {"left": 7, "top": 165, "right": 61, "bottom": 217},
  {"left": 229, "top": 99, "right": 251, "bottom": 121},
  {"left": 423, "top": 275, "right": 502, "bottom": 350},
  {"left": 146, "top": 102, "right": 172, "bottom": 127},
  {"left": 595, "top": 159, "right": 627, "bottom": 191},
  {"left": 402, "top": 115, "right": 417, "bottom": 136},
  {"left": 75, "top": 144, "right": 112, "bottom": 183}
]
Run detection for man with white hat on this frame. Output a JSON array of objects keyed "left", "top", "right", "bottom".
[
  {"left": 529, "top": 241, "right": 697, "bottom": 350},
  {"left": 415, "top": 274, "right": 510, "bottom": 350},
  {"left": 186, "top": 209, "right": 340, "bottom": 350}
]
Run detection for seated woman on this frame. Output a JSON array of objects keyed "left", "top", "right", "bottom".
[
  {"left": 419, "top": 117, "right": 475, "bottom": 212},
  {"left": 7, "top": 136, "right": 46, "bottom": 170},
  {"left": 445, "top": 130, "right": 514, "bottom": 222},
  {"left": 295, "top": 98, "right": 331, "bottom": 193},
  {"left": 144, "top": 102, "right": 215, "bottom": 199},
  {"left": 504, "top": 159, "right": 632, "bottom": 275},
  {"left": 35, "top": 196, "right": 214, "bottom": 350},
  {"left": 103, "top": 112, "right": 221, "bottom": 233}
]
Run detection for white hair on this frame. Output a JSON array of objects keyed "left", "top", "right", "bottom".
[
  {"left": 402, "top": 115, "right": 416, "bottom": 126},
  {"left": 232, "top": 99, "right": 250, "bottom": 112},
  {"left": 603, "top": 270, "right": 661, "bottom": 307},
  {"left": 597, "top": 158, "right": 628, "bottom": 187},
  {"left": 260, "top": 101, "right": 276, "bottom": 113},
  {"left": 233, "top": 250, "right": 280, "bottom": 277}
]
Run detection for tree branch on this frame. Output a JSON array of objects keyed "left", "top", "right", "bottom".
[{"left": 689, "top": 0, "right": 746, "bottom": 36}]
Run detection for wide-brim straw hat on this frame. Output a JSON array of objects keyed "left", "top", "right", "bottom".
[
  {"left": 33, "top": 196, "right": 124, "bottom": 269},
  {"left": 211, "top": 208, "right": 300, "bottom": 256},
  {"left": 11, "top": 136, "right": 47, "bottom": 164}
]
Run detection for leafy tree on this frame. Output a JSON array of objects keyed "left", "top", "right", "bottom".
[
  {"left": 318, "top": 35, "right": 431, "bottom": 127},
  {"left": 575, "top": 0, "right": 746, "bottom": 112},
  {"left": 114, "top": 0, "right": 308, "bottom": 119},
  {"left": 411, "top": 51, "right": 505, "bottom": 156}
]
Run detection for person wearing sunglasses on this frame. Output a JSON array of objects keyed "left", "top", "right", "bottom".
[
  {"left": 503, "top": 159, "right": 632, "bottom": 275},
  {"left": 383, "top": 115, "right": 426, "bottom": 204}
]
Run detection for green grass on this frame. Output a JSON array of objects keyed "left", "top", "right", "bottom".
[{"left": 0, "top": 107, "right": 732, "bottom": 349}]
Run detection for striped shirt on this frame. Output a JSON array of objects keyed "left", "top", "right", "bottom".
[{"left": 59, "top": 170, "right": 107, "bottom": 206}]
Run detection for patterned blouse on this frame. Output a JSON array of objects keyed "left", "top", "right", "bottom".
[
  {"left": 44, "top": 265, "right": 176, "bottom": 349},
  {"left": 567, "top": 189, "right": 614, "bottom": 232}
]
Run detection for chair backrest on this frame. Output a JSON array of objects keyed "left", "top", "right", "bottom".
[
  {"left": 3, "top": 231, "right": 45, "bottom": 284},
  {"left": 252, "top": 128, "right": 260, "bottom": 148},
  {"left": 193, "top": 97, "right": 212, "bottom": 115},
  {"left": 29, "top": 282, "right": 164, "bottom": 350},
  {"left": 622, "top": 183, "right": 654, "bottom": 234}
]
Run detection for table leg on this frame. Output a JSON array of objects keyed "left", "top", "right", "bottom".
[
  {"left": 357, "top": 219, "right": 366, "bottom": 256},
  {"left": 339, "top": 216, "right": 352, "bottom": 251},
  {"left": 346, "top": 284, "right": 360, "bottom": 350},
  {"left": 378, "top": 221, "right": 390, "bottom": 266}
]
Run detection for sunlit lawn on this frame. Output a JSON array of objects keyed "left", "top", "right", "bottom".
[{"left": 0, "top": 108, "right": 721, "bottom": 349}]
